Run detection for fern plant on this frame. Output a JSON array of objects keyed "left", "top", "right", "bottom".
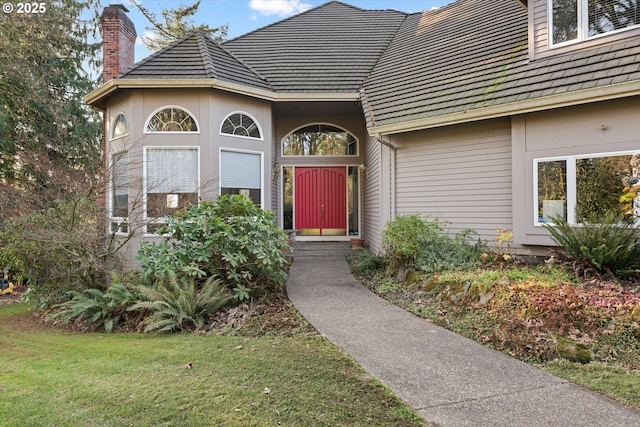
[
  {"left": 544, "top": 212, "right": 640, "bottom": 278},
  {"left": 49, "top": 273, "right": 144, "bottom": 333},
  {"left": 132, "top": 273, "right": 235, "bottom": 333}
]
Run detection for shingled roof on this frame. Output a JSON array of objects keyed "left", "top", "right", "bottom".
[
  {"left": 90, "top": 0, "right": 640, "bottom": 132},
  {"left": 360, "top": 0, "right": 640, "bottom": 131},
  {"left": 117, "top": 31, "right": 272, "bottom": 91},
  {"left": 222, "top": 1, "right": 406, "bottom": 93}
]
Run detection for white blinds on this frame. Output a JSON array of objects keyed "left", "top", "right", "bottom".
[
  {"left": 220, "top": 151, "right": 261, "bottom": 189},
  {"left": 146, "top": 148, "right": 198, "bottom": 193},
  {"left": 113, "top": 152, "right": 128, "bottom": 196}
]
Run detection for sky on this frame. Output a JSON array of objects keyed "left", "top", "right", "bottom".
[{"left": 122, "top": 0, "right": 453, "bottom": 62}]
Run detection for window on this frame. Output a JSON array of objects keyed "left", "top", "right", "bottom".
[
  {"left": 110, "top": 152, "right": 129, "bottom": 233},
  {"left": 221, "top": 112, "right": 262, "bottom": 139},
  {"left": 145, "top": 148, "right": 199, "bottom": 232},
  {"left": 220, "top": 150, "right": 262, "bottom": 206},
  {"left": 550, "top": 0, "right": 639, "bottom": 45},
  {"left": 111, "top": 113, "right": 128, "bottom": 140},
  {"left": 145, "top": 106, "right": 198, "bottom": 132},
  {"left": 535, "top": 151, "right": 637, "bottom": 225},
  {"left": 282, "top": 124, "right": 357, "bottom": 156}
]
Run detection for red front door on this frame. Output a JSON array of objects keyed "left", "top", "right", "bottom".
[{"left": 295, "top": 167, "right": 347, "bottom": 236}]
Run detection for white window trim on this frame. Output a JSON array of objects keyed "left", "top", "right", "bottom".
[
  {"left": 281, "top": 122, "right": 359, "bottom": 157},
  {"left": 219, "top": 147, "right": 264, "bottom": 208},
  {"left": 548, "top": 0, "right": 640, "bottom": 48},
  {"left": 143, "top": 105, "right": 200, "bottom": 134},
  {"left": 533, "top": 149, "right": 638, "bottom": 227},
  {"left": 219, "top": 111, "right": 264, "bottom": 141},
  {"left": 143, "top": 146, "right": 201, "bottom": 235},
  {"left": 108, "top": 150, "right": 129, "bottom": 235},
  {"left": 110, "top": 112, "right": 129, "bottom": 141}
]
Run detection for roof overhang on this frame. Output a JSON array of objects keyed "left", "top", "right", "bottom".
[
  {"left": 84, "top": 78, "right": 360, "bottom": 109},
  {"left": 368, "top": 80, "right": 640, "bottom": 136}
]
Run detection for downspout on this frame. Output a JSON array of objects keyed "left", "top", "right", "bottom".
[{"left": 373, "top": 133, "right": 396, "bottom": 223}]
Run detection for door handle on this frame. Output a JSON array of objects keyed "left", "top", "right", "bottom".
[{"left": 321, "top": 204, "right": 325, "bottom": 219}]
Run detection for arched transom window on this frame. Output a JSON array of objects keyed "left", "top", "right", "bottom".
[
  {"left": 145, "top": 106, "right": 198, "bottom": 132},
  {"left": 221, "top": 112, "right": 262, "bottom": 139},
  {"left": 282, "top": 124, "right": 357, "bottom": 156},
  {"left": 111, "top": 113, "right": 128, "bottom": 140}
]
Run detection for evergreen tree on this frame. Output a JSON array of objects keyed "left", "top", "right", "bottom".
[
  {"left": 0, "top": 0, "right": 103, "bottom": 219},
  {"left": 131, "top": 0, "right": 228, "bottom": 50}
]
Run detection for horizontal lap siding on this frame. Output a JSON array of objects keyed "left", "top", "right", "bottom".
[
  {"left": 532, "top": 0, "right": 549, "bottom": 57},
  {"left": 363, "top": 136, "right": 383, "bottom": 253},
  {"left": 395, "top": 120, "right": 513, "bottom": 243}
]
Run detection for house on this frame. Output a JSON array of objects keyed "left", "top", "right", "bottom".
[{"left": 85, "top": 0, "right": 640, "bottom": 264}]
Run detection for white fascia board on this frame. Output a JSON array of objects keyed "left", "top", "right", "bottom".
[{"left": 84, "top": 78, "right": 359, "bottom": 107}]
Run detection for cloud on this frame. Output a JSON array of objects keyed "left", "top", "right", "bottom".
[
  {"left": 249, "top": 0, "right": 313, "bottom": 17},
  {"left": 137, "top": 30, "right": 157, "bottom": 47}
]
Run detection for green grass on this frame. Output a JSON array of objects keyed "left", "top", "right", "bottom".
[
  {"left": 540, "top": 360, "right": 640, "bottom": 408},
  {"left": 0, "top": 304, "right": 424, "bottom": 427}
]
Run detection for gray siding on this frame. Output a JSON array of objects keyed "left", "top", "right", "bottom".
[
  {"left": 532, "top": 0, "right": 549, "bottom": 57},
  {"left": 394, "top": 119, "right": 513, "bottom": 243},
  {"left": 363, "top": 136, "right": 383, "bottom": 253}
]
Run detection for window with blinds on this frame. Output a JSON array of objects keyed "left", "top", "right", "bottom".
[
  {"left": 220, "top": 150, "right": 262, "bottom": 206},
  {"left": 550, "top": 0, "right": 639, "bottom": 45},
  {"left": 145, "top": 148, "right": 199, "bottom": 223}
]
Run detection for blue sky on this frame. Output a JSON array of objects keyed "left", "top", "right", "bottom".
[{"left": 123, "top": 0, "right": 453, "bottom": 61}]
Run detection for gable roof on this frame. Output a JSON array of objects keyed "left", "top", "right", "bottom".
[{"left": 222, "top": 1, "right": 406, "bottom": 93}]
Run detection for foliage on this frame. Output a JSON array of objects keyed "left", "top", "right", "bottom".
[
  {"left": 381, "top": 215, "right": 482, "bottom": 279},
  {"left": 48, "top": 273, "right": 145, "bottom": 333},
  {"left": 575, "top": 156, "right": 629, "bottom": 221},
  {"left": 136, "top": 195, "right": 290, "bottom": 296},
  {"left": 131, "top": 273, "right": 235, "bottom": 333},
  {"left": 544, "top": 212, "right": 640, "bottom": 278},
  {"left": 131, "top": 0, "right": 227, "bottom": 50},
  {"left": 0, "top": 0, "right": 102, "bottom": 220},
  {"left": 0, "top": 193, "right": 127, "bottom": 307},
  {"left": 348, "top": 249, "right": 387, "bottom": 276},
  {"left": 382, "top": 215, "right": 433, "bottom": 272},
  {"left": 417, "top": 228, "right": 483, "bottom": 274}
]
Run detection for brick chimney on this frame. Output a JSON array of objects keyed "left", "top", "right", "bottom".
[{"left": 100, "top": 4, "right": 136, "bottom": 82}]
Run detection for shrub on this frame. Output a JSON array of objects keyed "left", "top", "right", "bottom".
[
  {"left": 48, "top": 273, "right": 145, "bottom": 333},
  {"left": 543, "top": 212, "right": 640, "bottom": 278},
  {"left": 382, "top": 215, "right": 442, "bottom": 274},
  {"left": 417, "top": 228, "right": 482, "bottom": 274},
  {"left": 132, "top": 274, "right": 235, "bottom": 333},
  {"left": 0, "top": 195, "right": 123, "bottom": 307},
  {"left": 382, "top": 215, "right": 482, "bottom": 279},
  {"left": 136, "top": 195, "right": 289, "bottom": 297}
]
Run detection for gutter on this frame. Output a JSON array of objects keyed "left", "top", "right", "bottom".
[
  {"left": 373, "top": 134, "right": 396, "bottom": 223},
  {"left": 83, "top": 78, "right": 360, "bottom": 108}
]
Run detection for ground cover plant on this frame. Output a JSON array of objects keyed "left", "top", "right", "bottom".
[
  {"left": 350, "top": 215, "right": 640, "bottom": 409},
  {"left": 0, "top": 303, "right": 424, "bottom": 427}
]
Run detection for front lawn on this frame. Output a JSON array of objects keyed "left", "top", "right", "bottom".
[{"left": 0, "top": 303, "right": 424, "bottom": 427}]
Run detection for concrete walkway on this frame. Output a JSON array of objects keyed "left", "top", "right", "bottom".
[{"left": 286, "top": 242, "right": 640, "bottom": 427}]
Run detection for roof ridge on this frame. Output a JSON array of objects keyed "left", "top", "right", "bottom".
[
  {"left": 194, "top": 31, "right": 218, "bottom": 79},
  {"left": 359, "top": 11, "right": 410, "bottom": 92},
  {"left": 116, "top": 32, "right": 200, "bottom": 79},
  {"left": 212, "top": 37, "right": 273, "bottom": 90},
  {"left": 225, "top": 1, "right": 367, "bottom": 43}
]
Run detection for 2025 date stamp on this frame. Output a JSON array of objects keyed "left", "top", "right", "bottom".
[{"left": 3, "top": 2, "right": 47, "bottom": 14}]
